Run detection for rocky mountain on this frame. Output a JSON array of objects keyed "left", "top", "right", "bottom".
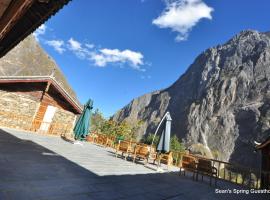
[
  {"left": 113, "top": 30, "right": 270, "bottom": 168},
  {"left": 0, "top": 35, "right": 78, "bottom": 104}
]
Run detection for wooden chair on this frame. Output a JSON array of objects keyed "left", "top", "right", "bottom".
[
  {"left": 96, "top": 134, "right": 107, "bottom": 146},
  {"left": 196, "top": 158, "right": 218, "bottom": 186},
  {"left": 155, "top": 152, "right": 173, "bottom": 170},
  {"left": 148, "top": 146, "right": 157, "bottom": 163},
  {"left": 132, "top": 144, "right": 150, "bottom": 164},
  {"left": 105, "top": 135, "right": 115, "bottom": 148},
  {"left": 115, "top": 140, "right": 133, "bottom": 160},
  {"left": 179, "top": 154, "right": 197, "bottom": 180},
  {"left": 86, "top": 135, "right": 94, "bottom": 143}
]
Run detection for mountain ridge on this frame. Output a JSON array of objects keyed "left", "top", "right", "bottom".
[{"left": 113, "top": 30, "right": 270, "bottom": 168}]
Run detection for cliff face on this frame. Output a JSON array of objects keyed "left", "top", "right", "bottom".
[{"left": 113, "top": 30, "right": 270, "bottom": 167}]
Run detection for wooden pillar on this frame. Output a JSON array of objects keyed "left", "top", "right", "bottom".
[{"left": 31, "top": 81, "right": 51, "bottom": 131}]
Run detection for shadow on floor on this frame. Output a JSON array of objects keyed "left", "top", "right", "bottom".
[{"left": 0, "top": 129, "right": 267, "bottom": 200}]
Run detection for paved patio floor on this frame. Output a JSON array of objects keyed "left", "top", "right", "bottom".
[{"left": 0, "top": 128, "right": 267, "bottom": 200}]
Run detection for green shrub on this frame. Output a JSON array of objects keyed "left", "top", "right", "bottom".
[
  {"left": 170, "top": 135, "right": 185, "bottom": 152},
  {"left": 142, "top": 133, "right": 160, "bottom": 146},
  {"left": 90, "top": 109, "right": 142, "bottom": 139}
]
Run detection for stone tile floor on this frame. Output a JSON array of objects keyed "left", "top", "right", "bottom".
[{"left": 0, "top": 128, "right": 267, "bottom": 200}]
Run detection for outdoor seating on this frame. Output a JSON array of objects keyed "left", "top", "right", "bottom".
[
  {"left": 95, "top": 134, "right": 107, "bottom": 145},
  {"left": 105, "top": 135, "right": 115, "bottom": 148},
  {"left": 179, "top": 154, "right": 197, "bottom": 180},
  {"left": 132, "top": 144, "right": 150, "bottom": 164},
  {"left": 115, "top": 140, "right": 133, "bottom": 160},
  {"left": 148, "top": 146, "right": 157, "bottom": 163},
  {"left": 86, "top": 134, "right": 95, "bottom": 143},
  {"left": 155, "top": 151, "right": 173, "bottom": 170},
  {"left": 196, "top": 158, "right": 218, "bottom": 186}
]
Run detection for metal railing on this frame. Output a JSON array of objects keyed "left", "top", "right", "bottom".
[{"left": 171, "top": 151, "right": 270, "bottom": 189}]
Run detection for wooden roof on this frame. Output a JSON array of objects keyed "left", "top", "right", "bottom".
[
  {"left": 0, "top": 76, "right": 82, "bottom": 114},
  {"left": 0, "top": 0, "right": 71, "bottom": 58}
]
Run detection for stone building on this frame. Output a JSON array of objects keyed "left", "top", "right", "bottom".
[
  {"left": 0, "top": 76, "right": 82, "bottom": 136},
  {"left": 0, "top": 35, "right": 82, "bottom": 136}
]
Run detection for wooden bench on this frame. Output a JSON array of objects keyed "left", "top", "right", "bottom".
[
  {"left": 196, "top": 158, "right": 218, "bottom": 186},
  {"left": 115, "top": 140, "right": 133, "bottom": 160},
  {"left": 179, "top": 154, "right": 197, "bottom": 180},
  {"left": 132, "top": 144, "right": 150, "bottom": 164}
]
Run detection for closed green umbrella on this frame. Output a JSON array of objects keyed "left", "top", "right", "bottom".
[
  {"left": 156, "top": 112, "right": 172, "bottom": 153},
  {"left": 151, "top": 112, "right": 172, "bottom": 153},
  {"left": 150, "top": 112, "right": 172, "bottom": 171},
  {"left": 74, "top": 99, "right": 93, "bottom": 141}
]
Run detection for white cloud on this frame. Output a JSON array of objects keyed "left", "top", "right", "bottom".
[
  {"left": 85, "top": 43, "right": 95, "bottom": 49},
  {"left": 68, "top": 38, "right": 82, "bottom": 51},
  {"left": 152, "top": 0, "right": 213, "bottom": 41},
  {"left": 33, "top": 24, "right": 46, "bottom": 41},
  {"left": 90, "top": 48, "right": 144, "bottom": 70},
  {"left": 45, "top": 40, "right": 65, "bottom": 54},
  {"left": 67, "top": 38, "right": 91, "bottom": 59},
  {"left": 43, "top": 36, "right": 146, "bottom": 71}
]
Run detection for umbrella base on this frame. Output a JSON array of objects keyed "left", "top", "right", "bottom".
[
  {"left": 73, "top": 141, "right": 83, "bottom": 146},
  {"left": 156, "top": 167, "right": 164, "bottom": 172}
]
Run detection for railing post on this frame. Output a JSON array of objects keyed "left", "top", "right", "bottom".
[
  {"left": 224, "top": 167, "right": 226, "bottom": 180},
  {"left": 217, "top": 162, "right": 220, "bottom": 178}
]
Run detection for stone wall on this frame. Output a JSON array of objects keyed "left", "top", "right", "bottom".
[
  {"left": 50, "top": 108, "right": 77, "bottom": 137},
  {"left": 0, "top": 89, "right": 78, "bottom": 137},
  {"left": 0, "top": 90, "right": 39, "bottom": 130}
]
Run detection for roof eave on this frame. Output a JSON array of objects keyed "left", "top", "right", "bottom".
[{"left": 0, "top": 76, "right": 82, "bottom": 114}]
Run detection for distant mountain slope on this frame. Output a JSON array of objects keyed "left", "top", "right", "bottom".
[
  {"left": 0, "top": 35, "right": 79, "bottom": 104},
  {"left": 113, "top": 30, "right": 270, "bottom": 167}
]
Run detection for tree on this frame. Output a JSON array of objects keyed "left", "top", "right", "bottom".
[
  {"left": 90, "top": 109, "right": 105, "bottom": 133},
  {"left": 170, "top": 135, "right": 185, "bottom": 152},
  {"left": 142, "top": 133, "right": 160, "bottom": 146},
  {"left": 90, "top": 109, "right": 142, "bottom": 140}
]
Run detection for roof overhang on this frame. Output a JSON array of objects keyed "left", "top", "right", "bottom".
[
  {"left": 0, "top": 0, "right": 72, "bottom": 58},
  {"left": 0, "top": 76, "right": 82, "bottom": 114}
]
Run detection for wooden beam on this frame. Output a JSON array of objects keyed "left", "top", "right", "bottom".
[
  {"left": 0, "top": 0, "right": 71, "bottom": 57},
  {"left": 45, "top": 80, "right": 51, "bottom": 93},
  {"left": 0, "top": 0, "right": 34, "bottom": 41}
]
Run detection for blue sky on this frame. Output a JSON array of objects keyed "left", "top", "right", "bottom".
[{"left": 34, "top": 0, "right": 270, "bottom": 117}]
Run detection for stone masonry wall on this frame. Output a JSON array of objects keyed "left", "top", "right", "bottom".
[
  {"left": 0, "top": 90, "right": 39, "bottom": 130},
  {"left": 51, "top": 108, "right": 76, "bottom": 137}
]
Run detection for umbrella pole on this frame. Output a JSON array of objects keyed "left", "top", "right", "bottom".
[
  {"left": 156, "top": 152, "right": 164, "bottom": 172},
  {"left": 149, "top": 112, "right": 169, "bottom": 171},
  {"left": 150, "top": 112, "right": 169, "bottom": 148}
]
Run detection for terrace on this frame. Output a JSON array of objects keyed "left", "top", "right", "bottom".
[{"left": 0, "top": 128, "right": 267, "bottom": 200}]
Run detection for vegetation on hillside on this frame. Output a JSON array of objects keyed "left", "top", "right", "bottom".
[
  {"left": 91, "top": 109, "right": 185, "bottom": 152},
  {"left": 90, "top": 109, "right": 142, "bottom": 140}
]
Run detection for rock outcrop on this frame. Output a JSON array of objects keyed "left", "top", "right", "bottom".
[{"left": 113, "top": 30, "right": 270, "bottom": 168}]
